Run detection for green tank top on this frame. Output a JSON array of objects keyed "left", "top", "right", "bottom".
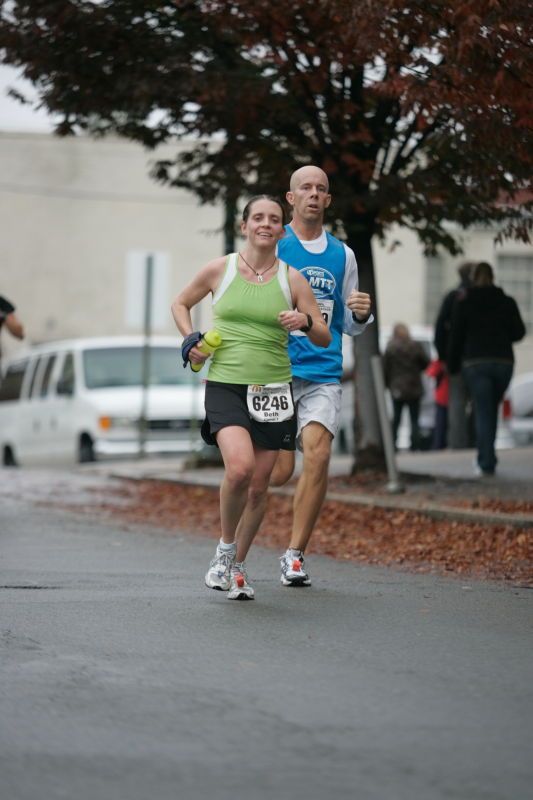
[{"left": 208, "top": 253, "right": 293, "bottom": 384}]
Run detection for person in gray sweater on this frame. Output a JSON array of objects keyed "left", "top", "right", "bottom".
[{"left": 383, "top": 323, "right": 430, "bottom": 451}]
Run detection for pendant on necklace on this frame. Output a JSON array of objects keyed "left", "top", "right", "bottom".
[{"left": 257, "top": 275, "right": 263, "bottom": 282}]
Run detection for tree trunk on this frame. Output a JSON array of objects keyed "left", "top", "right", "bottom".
[
  {"left": 346, "top": 228, "right": 386, "bottom": 472},
  {"left": 224, "top": 190, "right": 237, "bottom": 254}
]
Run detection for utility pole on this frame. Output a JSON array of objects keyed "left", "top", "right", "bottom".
[{"left": 138, "top": 254, "right": 153, "bottom": 458}]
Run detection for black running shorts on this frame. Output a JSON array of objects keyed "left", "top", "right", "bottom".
[{"left": 202, "top": 380, "right": 296, "bottom": 451}]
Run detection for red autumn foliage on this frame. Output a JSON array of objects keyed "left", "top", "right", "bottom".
[{"left": 74, "top": 479, "right": 532, "bottom": 585}]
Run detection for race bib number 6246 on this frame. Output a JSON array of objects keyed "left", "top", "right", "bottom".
[{"left": 246, "top": 383, "right": 294, "bottom": 423}]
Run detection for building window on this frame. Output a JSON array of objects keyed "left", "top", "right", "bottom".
[
  {"left": 424, "top": 255, "right": 446, "bottom": 326},
  {"left": 497, "top": 255, "right": 533, "bottom": 333}
]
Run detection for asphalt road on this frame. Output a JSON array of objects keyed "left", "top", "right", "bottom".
[{"left": 1, "top": 469, "right": 532, "bottom": 800}]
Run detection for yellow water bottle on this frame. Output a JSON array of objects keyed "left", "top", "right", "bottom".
[{"left": 191, "top": 329, "right": 222, "bottom": 372}]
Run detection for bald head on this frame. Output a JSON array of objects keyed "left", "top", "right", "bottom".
[
  {"left": 290, "top": 165, "right": 329, "bottom": 193},
  {"left": 286, "top": 165, "right": 332, "bottom": 236}
]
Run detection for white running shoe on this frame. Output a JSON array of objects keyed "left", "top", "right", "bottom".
[
  {"left": 280, "top": 550, "right": 311, "bottom": 587},
  {"left": 205, "top": 544, "right": 235, "bottom": 591},
  {"left": 227, "top": 563, "right": 255, "bottom": 601}
]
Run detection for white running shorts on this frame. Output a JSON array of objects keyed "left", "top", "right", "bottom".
[{"left": 292, "top": 378, "right": 342, "bottom": 450}]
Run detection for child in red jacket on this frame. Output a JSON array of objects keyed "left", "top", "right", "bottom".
[{"left": 427, "top": 359, "right": 449, "bottom": 449}]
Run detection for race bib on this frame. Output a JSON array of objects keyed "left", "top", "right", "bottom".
[
  {"left": 247, "top": 383, "right": 294, "bottom": 423},
  {"left": 317, "top": 299, "right": 334, "bottom": 328}
]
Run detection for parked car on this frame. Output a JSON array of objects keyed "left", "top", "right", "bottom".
[
  {"left": 0, "top": 336, "right": 205, "bottom": 466},
  {"left": 508, "top": 371, "right": 533, "bottom": 445}
]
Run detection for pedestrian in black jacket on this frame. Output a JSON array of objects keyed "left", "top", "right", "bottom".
[
  {"left": 448, "top": 262, "right": 525, "bottom": 475},
  {"left": 434, "top": 261, "right": 475, "bottom": 448}
]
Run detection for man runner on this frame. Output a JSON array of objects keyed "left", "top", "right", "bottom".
[{"left": 271, "top": 165, "right": 373, "bottom": 586}]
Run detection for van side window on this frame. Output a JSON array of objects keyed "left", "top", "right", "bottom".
[
  {"left": 57, "top": 353, "right": 74, "bottom": 396},
  {"left": 40, "top": 355, "right": 56, "bottom": 398},
  {"left": 28, "top": 358, "right": 41, "bottom": 398},
  {"left": 0, "top": 361, "right": 27, "bottom": 402}
]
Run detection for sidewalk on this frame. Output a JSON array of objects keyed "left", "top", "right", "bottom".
[
  {"left": 91, "top": 445, "right": 533, "bottom": 529},
  {"left": 396, "top": 445, "right": 533, "bottom": 484}
]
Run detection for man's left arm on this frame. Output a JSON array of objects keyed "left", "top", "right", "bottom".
[{"left": 341, "top": 246, "right": 373, "bottom": 335}]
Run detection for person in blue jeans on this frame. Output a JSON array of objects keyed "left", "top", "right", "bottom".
[{"left": 448, "top": 262, "right": 525, "bottom": 475}]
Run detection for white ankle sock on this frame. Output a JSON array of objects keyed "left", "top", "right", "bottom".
[{"left": 219, "top": 540, "right": 236, "bottom": 552}]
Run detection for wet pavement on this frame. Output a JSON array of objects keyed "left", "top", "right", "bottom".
[{"left": 1, "top": 469, "right": 532, "bottom": 800}]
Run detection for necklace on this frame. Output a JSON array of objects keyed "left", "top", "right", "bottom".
[{"left": 239, "top": 252, "right": 278, "bottom": 282}]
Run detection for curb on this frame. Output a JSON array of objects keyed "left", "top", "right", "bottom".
[
  {"left": 110, "top": 470, "right": 533, "bottom": 530},
  {"left": 305, "top": 489, "right": 533, "bottom": 529}
]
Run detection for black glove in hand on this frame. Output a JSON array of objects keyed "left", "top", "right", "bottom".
[{"left": 181, "top": 331, "right": 202, "bottom": 368}]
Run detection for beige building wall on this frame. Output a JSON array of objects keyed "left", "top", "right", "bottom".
[
  {"left": 2, "top": 131, "right": 532, "bottom": 374},
  {"left": 1, "top": 132, "right": 222, "bottom": 362},
  {"left": 373, "top": 227, "right": 428, "bottom": 323}
]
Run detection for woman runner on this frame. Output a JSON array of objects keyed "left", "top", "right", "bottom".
[{"left": 172, "top": 195, "right": 330, "bottom": 600}]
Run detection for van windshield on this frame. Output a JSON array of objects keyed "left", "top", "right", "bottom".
[{"left": 83, "top": 347, "right": 199, "bottom": 389}]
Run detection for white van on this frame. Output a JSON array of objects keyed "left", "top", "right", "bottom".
[{"left": 0, "top": 336, "right": 206, "bottom": 466}]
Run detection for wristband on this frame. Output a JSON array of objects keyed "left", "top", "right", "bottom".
[
  {"left": 352, "top": 311, "right": 371, "bottom": 324},
  {"left": 299, "top": 313, "right": 313, "bottom": 333}
]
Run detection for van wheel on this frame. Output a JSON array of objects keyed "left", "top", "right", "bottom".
[
  {"left": 3, "top": 446, "right": 18, "bottom": 467},
  {"left": 79, "top": 435, "right": 95, "bottom": 463}
]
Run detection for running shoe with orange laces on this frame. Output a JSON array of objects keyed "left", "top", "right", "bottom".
[
  {"left": 280, "top": 549, "right": 311, "bottom": 587},
  {"left": 227, "top": 562, "right": 255, "bottom": 600}
]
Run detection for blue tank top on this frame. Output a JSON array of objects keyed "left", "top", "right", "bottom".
[{"left": 278, "top": 226, "right": 346, "bottom": 383}]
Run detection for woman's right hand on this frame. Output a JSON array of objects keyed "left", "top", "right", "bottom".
[{"left": 188, "top": 345, "right": 209, "bottom": 366}]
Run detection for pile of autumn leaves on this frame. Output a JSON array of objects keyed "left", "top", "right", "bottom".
[{"left": 90, "top": 479, "right": 532, "bottom": 585}]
